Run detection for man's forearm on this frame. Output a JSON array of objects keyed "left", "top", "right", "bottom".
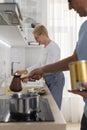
[{"left": 42, "top": 53, "right": 77, "bottom": 74}]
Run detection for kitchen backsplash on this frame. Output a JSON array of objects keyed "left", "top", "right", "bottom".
[
  {"left": 11, "top": 47, "right": 25, "bottom": 74},
  {"left": 11, "top": 46, "right": 44, "bottom": 74},
  {"left": 0, "top": 44, "right": 44, "bottom": 84},
  {"left": 0, "top": 43, "right": 11, "bottom": 82}
]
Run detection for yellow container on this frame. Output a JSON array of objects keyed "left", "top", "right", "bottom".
[{"left": 69, "top": 60, "right": 87, "bottom": 91}]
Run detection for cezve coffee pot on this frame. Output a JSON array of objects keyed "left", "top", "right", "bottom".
[{"left": 9, "top": 73, "right": 22, "bottom": 92}]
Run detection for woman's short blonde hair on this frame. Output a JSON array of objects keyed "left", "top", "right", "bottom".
[{"left": 33, "top": 24, "right": 49, "bottom": 37}]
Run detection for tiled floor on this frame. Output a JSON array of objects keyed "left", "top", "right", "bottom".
[{"left": 66, "top": 123, "right": 80, "bottom": 130}]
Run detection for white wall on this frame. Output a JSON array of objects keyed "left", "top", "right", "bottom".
[
  {"left": 11, "top": 47, "right": 25, "bottom": 74},
  {"left": 11, "top": 46, "right": 44, "bottom": 73},
  {"left": 0, "top": 43, "right": 11, "bottom": 82},
  {"left": 25, "top": 46, "right": 44, "bottom": 68}
]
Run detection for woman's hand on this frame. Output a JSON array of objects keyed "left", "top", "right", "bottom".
[
  {"left": 16, "top": 70, "right": 29, "bottom": 83},
  {"left": 16, "top": 70, "right": 28, "bottom": 75}
]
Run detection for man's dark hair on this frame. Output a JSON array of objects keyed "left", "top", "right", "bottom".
[{"left": 68, "top": 0, "right": 72, "bottom": 3}]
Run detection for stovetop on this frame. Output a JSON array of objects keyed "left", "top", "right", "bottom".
[{"left": 0, "top": 98, "right": 54, "bottom": 122}]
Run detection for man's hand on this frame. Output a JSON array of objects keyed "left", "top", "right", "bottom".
[
  {"left": 82, "top": 82, "right": 87, "bottom": 89},
  {"left": 68, "top": 82, "right": 87, "bottom": 98},
  {"left": 21, "top": 77, "right": 29, "bottom": 83},
  {"left": 29, "top": 67, "right": 44, "bottom": 80},
  {"left": 68, "top": 90, "right": 87, "bottom": 98}
]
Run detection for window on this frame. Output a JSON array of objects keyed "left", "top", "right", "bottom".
[{"left": 47, "top": 0, "right": 85, "bottom": 92}]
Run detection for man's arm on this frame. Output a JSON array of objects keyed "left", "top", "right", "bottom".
[
  {"left": 68, "top": 90, "right": 87, "bottom": 98},
  {"left": 29, "top": 50, "right": 78, "bottom": 80},
  {"left": 42, "top": 50, "right": 78, "bottom": 74}
]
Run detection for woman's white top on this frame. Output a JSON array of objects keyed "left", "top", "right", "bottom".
[{"left": 27, "top": 41, "right": 60, "bottom": 72}]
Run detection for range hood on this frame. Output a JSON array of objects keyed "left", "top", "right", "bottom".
[{"left": 0, "top": 3, "right": 22, "bottom": 25}]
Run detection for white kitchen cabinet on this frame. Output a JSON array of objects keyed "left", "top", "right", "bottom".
[{"left": 0, "top": 25, "right": 27, "bottom": 47}]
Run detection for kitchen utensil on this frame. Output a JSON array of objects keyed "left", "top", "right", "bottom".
[
  {"left": 9, "top": 92, "right": 40, "bottom": 116},
  {"left": 69, "top": 60, "right": 87, "bottom": 91},
  {"left": 9, "top": 73, "right": 22, "bottom": 92}
]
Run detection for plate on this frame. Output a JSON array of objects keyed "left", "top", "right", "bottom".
[
  {"left": 38, "top": 87, "right": 47, "bottom": 95},
  {"left": 27, "top": 87, "right": 47, "bottom": 95}
]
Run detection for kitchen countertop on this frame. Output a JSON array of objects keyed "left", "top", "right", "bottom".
[{"left": 0, "top": 82, "right": 66, "bottom": 130}]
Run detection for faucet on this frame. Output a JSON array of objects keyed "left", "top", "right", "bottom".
[{"left": 11, "top": 62, "right": 20, "bottom": 76}]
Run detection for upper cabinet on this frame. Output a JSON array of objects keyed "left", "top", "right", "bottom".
[
  {"left": 0, "top": 0, "right": 47, "bottom": 47},
  {"left": 0, "top": 3, "right": 22, "bottom": 25},
  {"left": 0, "top": 2, "right": 27, "bottom": 47},
  {"left": 0, "top": 25, "right": 27, "bottom": 47}
]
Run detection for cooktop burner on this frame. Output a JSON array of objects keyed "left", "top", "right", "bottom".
[{"left": 0, "top": 98, "right": 54, "bottom": 122}]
